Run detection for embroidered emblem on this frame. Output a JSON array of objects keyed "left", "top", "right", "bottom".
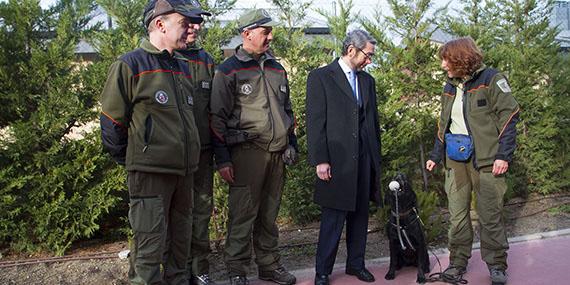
[
  {"left": 496, "top": 78, "right": 511, "bottom": 93},
  {"left": 261, "top": 9, "right": 270, "bottom": 18},
  {"left": 187, "top": 95, "right": 194, "bottom": 105},
  {"left": 201, "top": 81, "right": 211, "bottom": 90},
  {"left": 279, "top": 85, "right": 287, "bottom": 93},
  {"left": 155, "top": 90, "right": 168, "bottom": 104},
  {"left": 240, "top": 83, "right": 253, "bottom": 95}
]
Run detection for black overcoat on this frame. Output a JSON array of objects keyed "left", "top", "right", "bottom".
[{"left": 305, "top": 59, "right": 382, "bottom": 211}]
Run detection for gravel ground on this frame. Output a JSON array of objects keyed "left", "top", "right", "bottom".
[{"left": 1, "top": 193, "right": 569, "bottom": 285}]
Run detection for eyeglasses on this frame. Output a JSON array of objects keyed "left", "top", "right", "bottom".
[{"left": 353, "top": 45, "right": 375, "bottom": 61}]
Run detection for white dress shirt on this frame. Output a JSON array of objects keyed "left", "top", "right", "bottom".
[{"left": 338, "top": 57, "right": 359, "bottom": 101}]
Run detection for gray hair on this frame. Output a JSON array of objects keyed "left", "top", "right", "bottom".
[{"left": 341, "top": 30, "right": 377, "bottom": 56}]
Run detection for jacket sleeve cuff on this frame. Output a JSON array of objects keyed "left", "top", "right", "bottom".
[
  {"left": 215, "top": 161, "right": 233, "bottom": 170},
  {"left": 289, "top": 133, "right": 299, "bottom": 152},
  {"left": 494, "top": 153, "right": 510, "bottom": 162},
  {"left": 429, "top": 154, "right": 442, "bottom": 164}
]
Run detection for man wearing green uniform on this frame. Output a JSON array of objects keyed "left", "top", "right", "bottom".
[
  {"left": 210, "top": 8, "right": 298, "bottom": 285},
  {"left": 176, "top": 1, "right": 216, "bottom": 285},
  {"left": 100, "top": 0, "right": 202, "bottom": 284}
]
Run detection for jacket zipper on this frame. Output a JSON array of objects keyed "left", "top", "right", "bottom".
[
  {"left": 460, "top": 82, "right": 478, "bottom": 169},
  {"left": 260, "top": 58, "right": 276, "bottom": 148},
  {"left": 143, "top": 115, "right": 153, "bottom": 153},
  {"left": 169, "top": 59, "right": 189, "bottom": 171}
]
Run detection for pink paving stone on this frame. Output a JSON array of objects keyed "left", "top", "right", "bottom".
[{"left": 246, "top": 233, "right": 570, "bottom": 285}]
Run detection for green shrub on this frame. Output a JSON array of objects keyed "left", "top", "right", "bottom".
[{"left": 210, "top": 174, "right": 229, "bottom": 247}]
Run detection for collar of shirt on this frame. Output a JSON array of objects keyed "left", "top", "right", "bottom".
[
  {"left": 338, "top": 57, "right": 359, "bottom": 99},
  {"left": 338, "top": 57, "right": 354, "bottom": 79}
]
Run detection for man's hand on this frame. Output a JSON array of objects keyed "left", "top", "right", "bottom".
[
  {"left": 316, "top": 163, "right": 331, "bottom": 181},
  {"left": 218, "top": 166, "right": 235, "bottom": 183},
  {"left": 282, "top": 145, "right": 298, "bottom": 166},
  {"left": 492, "top": 159, "right": 509, "bottom": 176},
  {"left": 426, "top": 160, "right": 437, "bottom": 172}
]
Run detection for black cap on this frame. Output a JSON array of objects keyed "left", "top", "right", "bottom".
[
  {"left": 143, "top": 0, "right": 211, "bottom": 28},
  {"left": 186, "top": 0, "right": 212, "bottom": 18}
]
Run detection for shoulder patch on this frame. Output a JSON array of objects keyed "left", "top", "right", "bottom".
[{"left": 496, "top": 78, "right": 511, "bottom": 93}]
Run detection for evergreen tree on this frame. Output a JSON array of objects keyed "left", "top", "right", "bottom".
[
  {"left": 442, "top": 0, "right": 569, "bottom": 194},
  {"left": 197, "top": 0, "right": 237, "bottom": 63},
  {"left": 94, "top": 0, "right": 147, "bottom": 59},
  {"left": 0, "top": 0, "right": 122, "bottom": 255},
  {"left": 316, "top": 0, "right": 357, "bottom": 56},
  {"left": 363, "top": 0, "right": 444, "bottom": 193}
]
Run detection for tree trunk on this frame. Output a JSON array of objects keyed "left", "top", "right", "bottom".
[{"left": 419, "top": 142, "right": 428, "bottom": 192}]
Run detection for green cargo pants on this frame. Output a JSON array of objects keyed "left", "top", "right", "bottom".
[
  {"left": 445, "top": 158, "right": 509, "bottom": 271},
  {"left": 224, "top": 142, "right": 285, "bottom": 276},
  {"left": 188, "top": 149, "right": 214, "bottom": 276},
  {"left": 127, "top": 171, "right": 193, "bottom": 285}
]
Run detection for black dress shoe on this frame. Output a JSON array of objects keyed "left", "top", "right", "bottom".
[
  {"left": 314, "top": 273, "right": 329, "bottom": 285},
  {"left": 345, "top": 267, "right": 375, "bottom": 282}
]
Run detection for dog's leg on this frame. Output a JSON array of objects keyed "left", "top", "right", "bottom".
[
  {"left": 416, "top": 247, "right": 427, "bottom": 284},
  {"left": 416, "top": 267, "right": 426, "bottom": 283},
  {"left": 415, "top": 248, "right": 427, "bottom": 283},
  {"left": 384, "top": 235, "right": 400, "bottom": 280},
  {"left": 385, "top": 238, "right": 397, "bottom": 280},
  {"left": 416, "top": 237, "right": 429, "bottom": 283}
]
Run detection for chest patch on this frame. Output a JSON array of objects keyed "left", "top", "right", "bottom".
[
  {"left": 279, "top": 85, "right": 287, "bottom": 93},
  {"left": 201, "top": 81, "right": 210, "bottom": 90},
  {"left": 496, "top": 78, "right": 511, "bottom": 93},
  {"left": 240, "top": 83, "right": 253, "bottom": 95},
  {"left": 187, "top": 95, "right": 194, "bottom": 105},
  {"left": 155, "top": 90, "right": 169, "bottom": 104}
]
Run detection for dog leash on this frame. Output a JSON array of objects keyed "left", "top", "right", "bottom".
[
  {"left": 392, "top": 193, "right": 419, "bottom": 251},
  {"left": 393, "top": 192, "right": 418, "bottom": 251},
  {"left": 425, "top": 268, "right": 468, "bottom": 284},
  {"left": 423, "top": 233, "right": 468, "bottom": 284}
]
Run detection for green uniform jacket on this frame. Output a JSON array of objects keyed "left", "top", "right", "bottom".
[
  {"left": 177, "top": 45, "right": 215, "bottom": 149},
  {"left": 210, "top": 45, "right": 297, "bottom": 168},
  {"left": 429, "top": 65, "right": 520, "bottom": 168},
  {"left": 100, "top": 39, "right": 201, "bottom": 175}
]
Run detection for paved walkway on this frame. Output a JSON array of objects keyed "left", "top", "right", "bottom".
[{"left": 237, "top": 229, "right": 570, "bottom": 285}]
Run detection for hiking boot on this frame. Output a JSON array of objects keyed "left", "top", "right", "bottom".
[
  {"left": 490, "top": 267, "right": 507, "bottom": 285},
  {"left": 259, "top": 266, "right": 297, "bottom": 285},
  {"left": 229, "top": 275, "right": 249, "bottom": 285},
  {"left": 442, "top": 265, "right": 466, "bottom": 281},
  {"left": 192, "top": 274, "right": 217, "bottom": 285}
]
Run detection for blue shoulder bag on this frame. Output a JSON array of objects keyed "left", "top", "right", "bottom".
[{"left": 445, "top": 133, "right": 473, "bottom": 162}]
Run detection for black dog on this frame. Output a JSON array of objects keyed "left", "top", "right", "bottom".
[{"left": 384, "top": 173, "right": 430, "bottom": 283}]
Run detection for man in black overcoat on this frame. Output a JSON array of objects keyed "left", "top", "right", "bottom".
[{"left": 306, "top": 29, "right": 382, "bottom": 285}]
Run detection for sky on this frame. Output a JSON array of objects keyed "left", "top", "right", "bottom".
[{"left": 34, "top": 0, "right": 461, "bottom": 24}]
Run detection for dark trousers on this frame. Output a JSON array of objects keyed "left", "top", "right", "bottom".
[
  {"left": 188, "top": 149, "right": 214, "bottom": 276},
  {"left": 127, "top": 171, "right": 193, "bottom": 285},
  {"left": 315, "top": 154, "right": 371, "bottom": 275},
  {"left": 224, "top": 142, "right": 285, "bottom": 276}
]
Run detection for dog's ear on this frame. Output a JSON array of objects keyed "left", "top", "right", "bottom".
[{"left": 400, "top": 173, "right": 412, "bottom": 192}]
